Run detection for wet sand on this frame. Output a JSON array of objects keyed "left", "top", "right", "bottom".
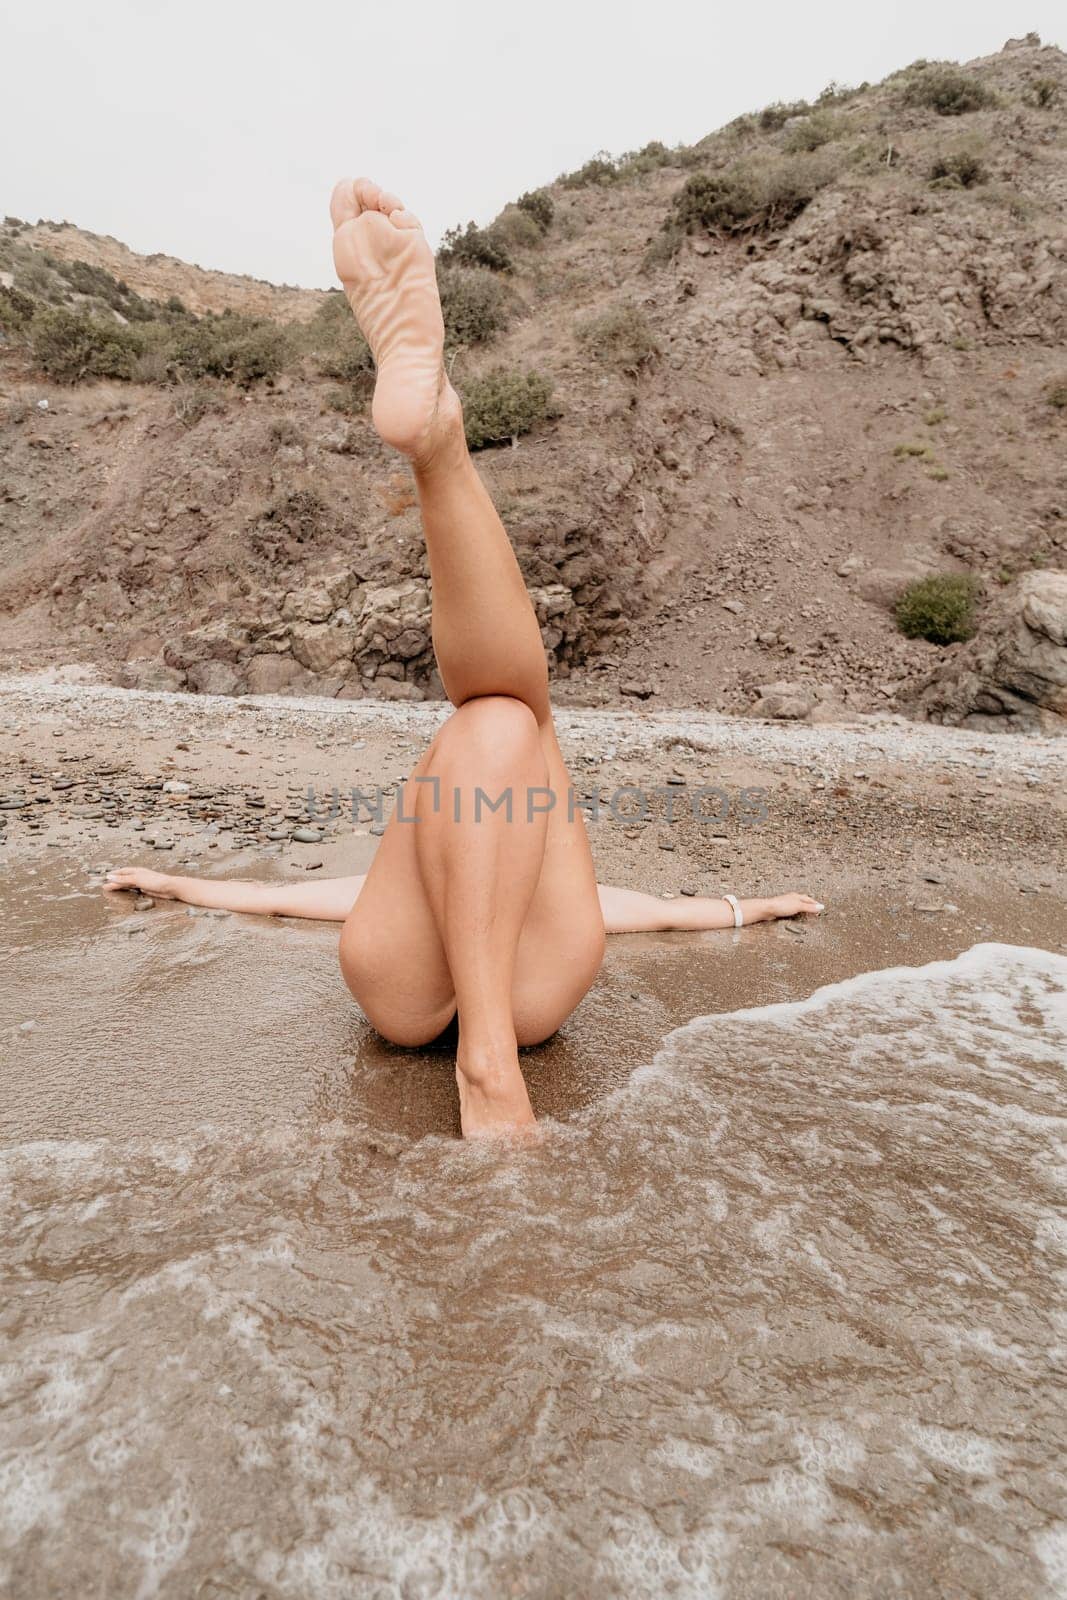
[{"left": 1, "top": 679, "right": 1066, "bottom": 1597}]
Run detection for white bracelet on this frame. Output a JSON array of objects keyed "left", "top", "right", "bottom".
[{"left": 723, "top": 894, "right": 744, "bottom": 928}]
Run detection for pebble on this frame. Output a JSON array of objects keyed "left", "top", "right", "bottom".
[
  {"left": 679, "top": 885, "right": 698, "bottom": 897},
  {"left": 291, "top": 827, "right": 323, "bottom": 844}
]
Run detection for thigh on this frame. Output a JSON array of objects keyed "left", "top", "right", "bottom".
[
  {"left": 511, "top": 721, "right": 606, "bottom": 1045},
  {"left": 339, "top": 713, "right": 605, "bottom": 1048},
  {"left": 339, "top": 745, "right": 457, "bottom": 1047}
]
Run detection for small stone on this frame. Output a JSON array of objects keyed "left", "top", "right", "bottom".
[
  {"left": 679, "top": 885, "right": 698, "bottom": 897},
  {"left": 291, "top": 827, "right": 323, "bottom": 844},
  {"left": 161, "top": 779, "right": 190, "bottom": 795}
]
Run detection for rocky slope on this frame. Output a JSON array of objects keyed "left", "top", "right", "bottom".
[{"left": 1, "top": 36, "right": 1065, "bottom": 730}]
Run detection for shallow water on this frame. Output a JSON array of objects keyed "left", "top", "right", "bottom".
[{"left": 2, "top": 868, "right": 1066, "bottom": 1598}]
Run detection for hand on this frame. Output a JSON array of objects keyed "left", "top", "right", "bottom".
[
  {"left": 102, "top": 867, "right": 178, "bottom": 899},
  {"left": 766, "top": 893, "right": 824, "bottom": 918}
]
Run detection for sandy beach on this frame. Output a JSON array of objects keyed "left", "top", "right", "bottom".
[
  {"left": 3, "top": 675, "right": 1065, "bottom": 1139},
  {"left": 3, "top": 679, "right": 1067, "bottom": 1599}
]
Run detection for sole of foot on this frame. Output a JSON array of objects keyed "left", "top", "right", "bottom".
[{"left": 330, "top": 176, "right": 460, "bottom": 463}]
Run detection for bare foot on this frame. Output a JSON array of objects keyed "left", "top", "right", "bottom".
[
  {"left": 767, "top": 893, "right": 824, "bottom": 919},
  {"left": 329, "top": 176, "right": 461, "bottom": 462},
  {"left": 102, "top": 867, "right": 177, "bottom": 898},
  {"left": 455, "top": 1037, "right": 538, "bottom": 1141}
]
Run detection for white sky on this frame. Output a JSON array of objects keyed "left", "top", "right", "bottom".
[{"left": 2, "top": 1, "right": 1062, "bottom": 288}]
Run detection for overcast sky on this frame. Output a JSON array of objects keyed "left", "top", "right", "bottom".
[{"left": 2, "top": 2, "right": 1061, "bottom": 288}]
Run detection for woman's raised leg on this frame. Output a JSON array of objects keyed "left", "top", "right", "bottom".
[{"left": 332, "top": 178, "right": 604, "bottom": 1137}]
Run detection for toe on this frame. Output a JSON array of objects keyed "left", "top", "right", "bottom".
[
  {"left": 353, "top": 177, "right": 383, "bottom": 214},
  {"left": 388, "top": 208, "right": 422, "bottom": 230},
  {"left": 376, "top": 188, "right": 404, "bottom": 215},
  {"left": 329, "top": 179, "right": 362, "bottom": 230}
]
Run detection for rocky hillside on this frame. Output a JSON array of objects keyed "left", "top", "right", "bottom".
[{"left": 1, "top": 36, "right": 1065, "bottom": 730}]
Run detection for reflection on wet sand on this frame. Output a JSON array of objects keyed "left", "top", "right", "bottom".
[{"left": 2, "top": 860, "right": 1066, "bottom": 1598}]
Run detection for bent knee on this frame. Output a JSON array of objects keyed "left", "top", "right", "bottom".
[{"left": 437, "top": 695, "right": 541, "bottom": 761}]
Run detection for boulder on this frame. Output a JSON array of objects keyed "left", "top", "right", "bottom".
[
  {"left": 281, "top": 586, "right": 334, "bottom": 623},
  {"left": 116, "top": 660, "right": 187, "bottom": 692},
  {"left": 164, "top": 620, "right": 247, "bottom": 670},
  {"left": 853, "top": 544, "right": 943, "bottom": 610},
  {"left": 243, "top": 654, "right": 315, "bottom": 696},
  {"left": 354, "top": 580, "right": 433, "bottom": 668},
  {"left": 995, "top": 569, "right": 1067, "bottom": 716},
  {"left": 912, "top": 570, "right": 1067, "bottom": 729},
  {"left": 187, "top": 660, "right": 242, "bottom": 696},
  {"left": 290, "top": 620, "right": 357, "bottom": 674},
  {"left": 750, "top": 680, "right": 816, "bottom": 720}
]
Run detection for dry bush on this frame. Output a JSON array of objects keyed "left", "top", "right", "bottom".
[{"left": 576, "top": 303, "right": 658, "bottom": 372}]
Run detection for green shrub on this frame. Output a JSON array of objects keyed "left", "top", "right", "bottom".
[
  {"left": 167, "top": 313, "right": 287, "bottom": 385},
  {"left": 516, "top": 189, "right": 554, "bottom": 232},
  {"left": 14, "top": 255, "right": 62, "bottom": 301},
  {"left": 560, "top": 154, "right": 619, "bottom": 189},
  {"left": 1028, "top": 76, "right": 1058, "bottom": 107},
  {"left": 895, "top": 573, "right": 976, "bottom": 644},
  {"left": 31, "top": 306, "right": 144, "bottom": 382},
  {"left": 437, "top": 222, "right": 512, "bottom": 274},
  {"left": 576, "top": 303, "right": 658, "bottom": 372},
  {"left": 460, "top": 367, "right": 557, "bottom": 450},
  {"left": 1047, "top": 378, "right": 1067, "bottom": 408},
  {"left": 489, "top": 207, "right": 543, "bottom": 251},
  {"left": 902, "top": 67, "right": 995, "bottom": 116},
  {"left": 929, "top": 150, "right": 987, "bottom": 188},
  {"left": 438, "top": 266, "right": 513, "bottom": 347},
  {"left": 304, "top": 290, "right": 374, "bottom": 385},
  {"left": 817, "top": 80, "right": 865, "bottom": 105},
  {"left": 893, "top": 440, "right": 932, "bottom": 457},
  {"left": 670, "top": 170, "right": 759, "bottom": 233},
  {"left": 0, "top": 283, "right": 36, "bottom": 333},
  {"left": 618, "top": 140, "right": 677, "bottom": 176},
  {"left": 666, "top": 151, "right": 835, "bottom": 239},
  {"left": 46, "top": 255, "right": 159, "bottom": 321},
  {"left": 758, "top": 100, "right": 812, "bottom": 131},
  {"left": 783, "top": 111, "right": 842, "bottom": 152}
]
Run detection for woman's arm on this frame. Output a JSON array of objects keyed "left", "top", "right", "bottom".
[
  {"left": 597, "top": 885, "right": 823, "bottom": 934},
  {"left": 103, "top": 868, "right": 363, "bottom": 922}
]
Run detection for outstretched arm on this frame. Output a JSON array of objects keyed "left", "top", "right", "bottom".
[
  {"left": 103, "top": 868, "right": 363, "bottom": 922},
  {"left": 597, "top": 885, "right": 823, "bottom": 934}
]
